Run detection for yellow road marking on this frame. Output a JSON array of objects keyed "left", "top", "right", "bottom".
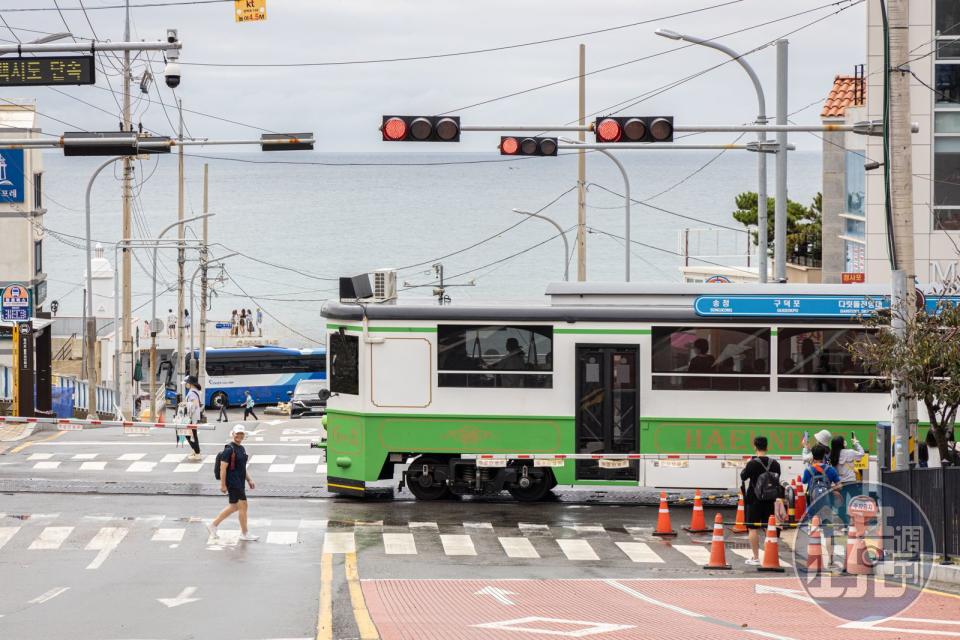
[
  {"left": 10, "top": 430, "right": 65, "bottom": 454},
  {"left": 345, "top": 552, "right": 379, "bottom": 640},
  {"left": 316, "top": 553, "right": 333, "bottom": 640},
  {"left": 327, "top": 482, "right": 364, "bottom": 492}
]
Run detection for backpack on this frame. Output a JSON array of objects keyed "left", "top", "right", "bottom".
[
  {"left": 753, "top": 457, "right": 781, "bottom": 502},
  {"left": 213, "top": 443, "right": 238, "bottom": 481},
  {"left": 807, "top": 463, "right": 832, "bottom": 505}
]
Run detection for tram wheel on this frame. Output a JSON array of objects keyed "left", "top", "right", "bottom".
[
  {"left": 508, "top": 468, "right": 555, "bottom": 502},
  {"left": 406, "top": 456, "right": 451, "bottom": 501}
]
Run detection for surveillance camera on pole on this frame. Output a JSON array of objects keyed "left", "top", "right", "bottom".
[{"left": 164, "top": 29, "right": 181, "bottom": 89}]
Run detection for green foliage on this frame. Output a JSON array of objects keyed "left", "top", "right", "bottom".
[
  {"left": 732, "top": 191, "right": 822, "bottom": 259},
  {"left": 849, "top": 286, "right": 960, "bottom": 464}
]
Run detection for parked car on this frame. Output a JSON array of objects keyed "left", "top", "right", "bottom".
[{"left": 288, "top": 379, "right": 328, "bottom": 418}]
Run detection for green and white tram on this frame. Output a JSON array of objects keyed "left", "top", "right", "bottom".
[{"left": 321, "top": 282, "right": 897, "bottom": 501}]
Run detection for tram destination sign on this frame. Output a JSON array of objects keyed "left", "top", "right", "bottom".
[
  {"left": 694, "top": 295, "right": 890, "bottom": 318},
  {"left": 0, "top": 56, "right": 95, "bottom": 87}
]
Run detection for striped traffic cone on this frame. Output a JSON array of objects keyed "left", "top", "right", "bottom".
[
  {"left": 758, "top": 515, "right": 785, "bottom": 572},
  {"left": 703, "top": 514, "right": 731, "bottom": 570},
  {"left": 800, "top": 515, "right": 823, "bottom": 574},
  {"left": 788, "top": 480, "right": 797, "bottom": 523},
  {"left": 652, "top": 491, "right": 677, "bottom": 537},
  {"left": 683, "top": 489, "right": 710, "bottom": 533},
  {"left": 732, "top": 493, "right": 748, "bottom": 534},
  {"left": 845, "top": 519, "right": 873, "bottom": 575},
  {"left": 794, "top": 478, "right": 807, "bottom": 522}
]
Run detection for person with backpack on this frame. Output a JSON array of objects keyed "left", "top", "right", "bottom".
[
  {"left": 242, "top": 390, "right": 258, "bottom": 421},
  {"left": 739, "top": 436, "right": 782, "bottom": 565},
  {"left": 181, "top": 376, "right": 203, "bottom": 461},
  {"left": 207, "top": 424, "right": 258, "bottom": 542},
  {"left": 802, "top": 443, "right": 842, "bottom": 567}
]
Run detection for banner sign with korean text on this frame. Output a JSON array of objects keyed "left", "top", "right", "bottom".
[
  {"left": 0, "top": 56, "right": 95, "bottom": 87},
  {"left": 235, "top": 0, "right": 267, "bottom": 22},
  {"left": 694, "top": 295, "right": 890, "bottom": 318},
  {"left": 0, "top": 149, "right": 24, "bottom": 203},
  {"left": 1, "top": 285, "right": 31, "bottom": 322}
]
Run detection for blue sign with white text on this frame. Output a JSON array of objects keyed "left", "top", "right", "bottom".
[
  {"left": 694, "top": 295, "right": 891, "bottom": 318},
  {"left": 0, "top": 149, "right": 24, "bottom": 203}
]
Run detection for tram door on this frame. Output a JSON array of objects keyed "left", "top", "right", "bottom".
[{"left": 575, "top": 345, "right": 639, "bottom": 481}]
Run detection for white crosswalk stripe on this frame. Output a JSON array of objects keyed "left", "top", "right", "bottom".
[
  {"left": 266, "top": 531, "right": 299, "bottom": 545},
  {"left": 382, "top": 533, "right": 417, "bottom": 555},
  {"left": 71, "top": 453, "right": 98, "bottom": 460},
  {"left": 173, "top": 463, "right": 203, "bottom": 473},
  {"left": 27, "top": 453, "right": 54, "bottom": 461},
  {"left": 117, "top": 453, "right": 145, "bottom": 461},
  {"left": 268, "top": 464, "right": 295, "bottom": 473},
  {"left": 86, "top": 527, "right": 128, "bottom": 569},
  {"left": 498, "top": 536, "right": 539, "bottom": 559},
  {"left": 322, "top": 531, "right": 355, "bottom": 554},
  {"left": 518, "top": 523, "right": 551, "bottom": 535},
  {"left": 673, "top": 544, "right": 712, "bottom": 565},
  {"left": 616, "top": 541, "right": 664, "bottom": 563},
  {"left": 126, "top": 461, "right": 156, "bottom": 472},
  {"left": 729, "top": 547, "right": 793, "bottom": 567},
  {"left": 29, "top": 526, "right": 73, "bottom": 550},
  {"left": 32, "top": 461, "right": 60, "bottom": 470},
  {"left": 440, "top": 534, "right": 476, "bottom": 556},
  {"left": 557, "top": 539, "right": 598, "bottom": 561},
  {"left": 79, "top": 461, "right": 107, "bottom": 471},
  {"left": 0, "top": 527, "right": 20, "bottom": 550},
  {"left": 408, "top": 522, "right": 438, "bottom": 530},
  {"left": 152, "top": 528, "right": 185, "bottom": 542}
]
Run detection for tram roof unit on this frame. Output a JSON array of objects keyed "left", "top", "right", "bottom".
[{"left": 323, "top": 281, "right": 903, "bottom": 324}]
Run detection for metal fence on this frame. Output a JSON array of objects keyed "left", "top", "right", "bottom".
[
  {"left": 882, "top": 466, "right": 960, "bottom": 562},
  {"left": 0, "top": 369, "right": 116, "bottom": 417}
]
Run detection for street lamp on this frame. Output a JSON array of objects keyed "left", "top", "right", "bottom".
[
  {"left": 655, "top": 28, "right": 770, "bottom": 283},
  {"left": 148, "top": 213, "right": 215, "bottom": 420},
  {"left": 511, "top": 209, "right": 570, "bottom": 282}
]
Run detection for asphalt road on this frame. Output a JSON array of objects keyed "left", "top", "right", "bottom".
[{"left": 2, "top": 411, "right": 960, "bottom": 639}]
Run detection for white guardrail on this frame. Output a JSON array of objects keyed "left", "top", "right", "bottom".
[{"left": 0, "top": 415, "right": 216, "bottom": 432}]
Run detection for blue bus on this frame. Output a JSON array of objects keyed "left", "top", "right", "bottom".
[{"left": 169, "top": 346, "right": 326, "bottom": 408}]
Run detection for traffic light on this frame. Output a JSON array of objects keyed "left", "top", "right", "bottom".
[
  {"left": 499, "top": 136, "right": 558, "bottom": 156},
  {"left": 593, "top": 116, "right": 674, "bottom": 143},
  {"left": 381, "top": 116, "right": 460, "bottom": 142}
]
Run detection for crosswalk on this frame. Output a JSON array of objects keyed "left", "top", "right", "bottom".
[
  {"left": 0, "top": 513, "right": 795, "bottom": 569},
  {"left": 18, "top": 452, "right": 326, "bottom": 474}
]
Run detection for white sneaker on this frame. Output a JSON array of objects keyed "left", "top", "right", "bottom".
[
  {"left": 206, "top": 523, "right": 219, "bottom": 540},
  {"left": 744, "top": 557, "right": 761, "bottom": 566},
  {"left": 239, "top": 532, "right": 259, "bottom": 542},
  {"left": 190, "top": 453, "right": 203, "bottom": 461}
]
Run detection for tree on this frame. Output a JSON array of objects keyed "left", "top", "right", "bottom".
[
  {"left": 732, "top": 192, "right": 822, "bottom": 259},
  {"left": 849, "top": 288, "right": 960, "bottom": 465}
]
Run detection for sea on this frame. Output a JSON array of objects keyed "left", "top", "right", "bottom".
[{"left": 40, "top": 150, "right": 822, "bottom": 342}]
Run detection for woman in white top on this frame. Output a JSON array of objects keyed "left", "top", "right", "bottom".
[
  {"left": 829, "top": 434, "right": 865, "bottom": 483},
  {"left": 182, "top": 376, "right": 203, "bottom": 461}
]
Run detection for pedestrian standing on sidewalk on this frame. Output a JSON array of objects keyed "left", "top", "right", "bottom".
[
  {"left": 246, "top": 309, "right": 255, "bottom": 335},
  {"left": 182, "top": 376, "right": 204, "bottom": 461},
  {"left": 739, "top": 436, "right": 782, "bottom": 565},
  {"left": 167, "top": 309, "right": 177, "bottom": 338},
  {"left": 207, "top": 424, "right": 258, "bottom": 542},
  {"left": 242, "top": 390, "right": 258, "bottom": 421},
  {"left": 183, "top": 309, "right": 191, "bottom": 330},
  {"left": 256, "top": 307, "right": 263, "bottom": 336},
  {"left": 239, "top": 309, "right": 247, "bottom": 336},
  {"left": 230, "top": 309, "right": 238, "bottom": 336}
]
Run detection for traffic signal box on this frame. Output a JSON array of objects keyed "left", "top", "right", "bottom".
[
  {"left": 499, "top": 136, "right": 558, "bottom": 156},
  {"left": 594, "top": 116, "right": 674, "bottom": 143},
  {"left": 381, "top": 116, "right": 461, "bottom": 142}
]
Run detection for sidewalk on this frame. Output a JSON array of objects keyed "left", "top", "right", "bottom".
[{"left": 0, "top": 422, "right": 34, "bottom": 442}]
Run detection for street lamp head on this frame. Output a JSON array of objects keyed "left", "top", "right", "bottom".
[{"left": 654, "top": 28, "right": 683, "bottom": 40}]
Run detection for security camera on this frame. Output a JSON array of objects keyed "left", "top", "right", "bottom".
[
  {"left": 167, "top": 28, "right": 178, "bottom": 44},
  {"left": 164, "top": 61, "right": 181, "bottom": 88}
]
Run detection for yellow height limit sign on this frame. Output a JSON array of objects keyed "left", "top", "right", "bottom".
[{"left": 235, "top": 0, "right": 266, "bottom": 23}]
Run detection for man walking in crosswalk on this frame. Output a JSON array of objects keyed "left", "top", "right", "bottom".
[{"left": 207, "top": 425, "right": 258, "bottom": 542}]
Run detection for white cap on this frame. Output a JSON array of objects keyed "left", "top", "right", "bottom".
[
  {"left": 231, "top": 424, "right": 246, "bottom": 435},
  {"left": 814, "top": 429, "right": 832, "bottom": 446}
]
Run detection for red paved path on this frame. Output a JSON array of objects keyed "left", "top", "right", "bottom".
[{"left": 363, "top": 576, "right": 959, "bottom": 639}]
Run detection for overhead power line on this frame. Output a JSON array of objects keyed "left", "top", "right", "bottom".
[{"left": 4, "top": 0, "right": 233, "bottom": 11}]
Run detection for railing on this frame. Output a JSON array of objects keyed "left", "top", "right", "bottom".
[
  {"left": 53, "top": 333, "right": 77, "bottom": 361},
  {"left": 0, "top": 365, "right": 12, "bottom": 400},
  {"left": 0, "top": 370, "right": 114, "bottom": 417},
  {"left": 882, "top": 466, "right": 960, "bottom": 563}
]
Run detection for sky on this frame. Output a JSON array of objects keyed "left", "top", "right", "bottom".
[{"left": 0, "top": 0, "right": 868, "bottom": 152}]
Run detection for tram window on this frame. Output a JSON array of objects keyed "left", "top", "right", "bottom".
[
  {"left": 329, "top": 333, "right": 359, "bottom": 395},
  {"left": 777, "top": 328, "right": 886, "bottom": 393},
  {"left": 651, "top": 326, "right": 771, "bottom": 391},
  {"left": 437, "top": 325, "right": 553, "bottom": 388}
]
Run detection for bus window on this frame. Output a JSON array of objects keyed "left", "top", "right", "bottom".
[
  {"left": 777, "top": 328, "right": 887, "bottom": 393},
  {"left": 437, "top": 325, "right": 553, "bottom": 388},
  {"left": 651, "top": 326, "right": 771, "bottom": 391},
  {"left": 330, "top": 333, "right": 359, "bottom": 395}
]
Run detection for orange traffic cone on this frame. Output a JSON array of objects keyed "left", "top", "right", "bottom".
[
  {"left": 845, "top": 519, "right": 873, "bottom": 575},
  {"left": 788, "top": 480, "right": 797, "bottom": 523},
  {"left": 652, "top": 491, "right": 677, "bottom": 537},
  {"left": 704, "top": 513, "right": 731, "bottom": 570},
  {"left": 800, "top": 515, "right": 823, "bottom": 574},
  {"left": 794, "top": 477, "right": 807, "bottom": 522},
  {"left": 683, "top": 489, "right": 709, "bottom": 533},
  {"left": 732, "top": 493, "right": 748, "bottom": 534},
  {"left": 758, "top": 515, "right": 785, "bottom": 572}
]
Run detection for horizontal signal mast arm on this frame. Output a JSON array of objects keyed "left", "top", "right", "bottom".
[
  {"left": 462, "top": 121, "right": 917, "bottom": 135},
  {"left": 0, "top": 41, "right": 181, "bottom": 54}
]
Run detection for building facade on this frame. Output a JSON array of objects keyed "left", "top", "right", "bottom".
[{"left": 864, "top": 0, "right": 960, "bottom": 284}]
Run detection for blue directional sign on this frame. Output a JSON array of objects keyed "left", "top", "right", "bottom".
[
  {"left": 0, "top": 149, "right": 24, "bottom": 203},
  {"left": 215, "top": 322, "right": 232, "bottom": 330},
  {"left": 694, "top": 295, "right": 890, "bottom": 318}
]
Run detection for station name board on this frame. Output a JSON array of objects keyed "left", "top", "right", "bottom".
[
  {"left": 694, "top": 294, "right": 960, "bottom": 318},
  {"left": 0, "top": 56, "right": 95, "bottom": 87}
]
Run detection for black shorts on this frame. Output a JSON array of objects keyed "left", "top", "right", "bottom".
[
  {"left": 227, "top": 487, "right": 247, "bottom": 504},
  {"left": 745, "top": 500, "right": 775, "bottom": 529}
]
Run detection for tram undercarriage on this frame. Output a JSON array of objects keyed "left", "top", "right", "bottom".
[{"left": 401, "top": 455, "right": 558, "bottom": 502}]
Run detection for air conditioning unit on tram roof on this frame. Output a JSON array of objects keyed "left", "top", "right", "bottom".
[{"left": 372, "top": 268, "right": 398, "bottom": 303}]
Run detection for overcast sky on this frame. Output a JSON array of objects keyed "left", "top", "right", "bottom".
[{"left": 0, "top": 0, "right": 867, "bottom": 152}]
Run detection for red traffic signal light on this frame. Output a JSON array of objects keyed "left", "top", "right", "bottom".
[
  {"left": 499, "top": 136, "right": 558, "bottom": 156},
  {"left": 594, "top": 116, "right": 674, "bottom": 143},
  {"left": 381, "top": 116, "right": 460, "bottom": 142}
]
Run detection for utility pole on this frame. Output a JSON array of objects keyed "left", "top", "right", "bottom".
[
  {"left": 888, "top": 0, "right": 915, "bottom": 470},
  {"left": 120, "top": 0, "right": 135, "bottom": 419},
  {"left": 774, "top": 39, "right": 789, "bottom": 282},
  {"left": 199, "top": 164, "right": 209, "bottom": 396},
  {"left": 576, "top": 44, "right": 587, "bottom": 282},
  {"left": 176, "top": 99, "right": 186, "bottom": 401}
]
